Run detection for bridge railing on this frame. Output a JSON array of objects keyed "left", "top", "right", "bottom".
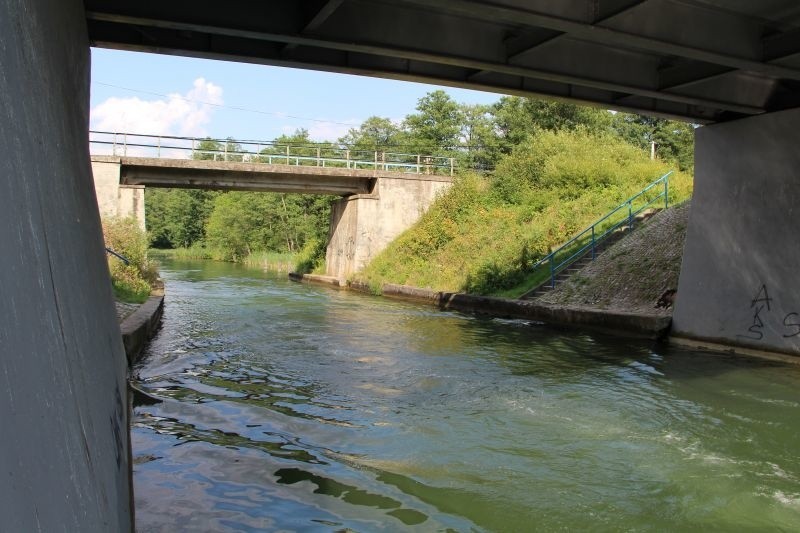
[{"left": 89, "top": 131, "right": 455, "bottom": 176}]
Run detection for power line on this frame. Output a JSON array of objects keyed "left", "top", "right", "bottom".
[
  {"left": 90, "top": 81, "right": 496, "bottom": 152},
  {"left": 92, "top": 81, "right": 362, "bottom": 128}
]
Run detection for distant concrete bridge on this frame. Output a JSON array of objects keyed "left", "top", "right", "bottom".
[{"left": 90, "top": 131, "right": 453, "bottom": 280}]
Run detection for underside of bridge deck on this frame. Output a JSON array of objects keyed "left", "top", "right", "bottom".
[{"left": 84, "top": 0, "right": 800, "bottom": 124}]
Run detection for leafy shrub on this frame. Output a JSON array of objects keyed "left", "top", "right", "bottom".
[
  {"left": 294, "top": 237, "right": 327, "bottom": 274},
  {"left": 102, "top": 216, "right": 158, "bottom": 303}
]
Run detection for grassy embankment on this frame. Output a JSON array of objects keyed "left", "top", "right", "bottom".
[
  {"left": 357, "top": 129, "right": 693, "bottom": 297},
  {"left": 102, "top": 217, "right": 160, "bottom": 303},
  {"left": 153, "top": 247, "right": 296, "bottom": 271},
  {"left": 152, "top": 237, "right": 327, "bottom": 275}
]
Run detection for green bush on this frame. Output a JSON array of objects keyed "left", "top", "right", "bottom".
[
  {"left": 294, "top": 237, "right": 327, "bottom": 274},
  {"left": 102, "top": 216, "right": 158, "bottom": 303}
]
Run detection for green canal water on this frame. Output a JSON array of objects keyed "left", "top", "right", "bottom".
[{"left": 132, "top": 259, "right": 800, "bottom": 531}]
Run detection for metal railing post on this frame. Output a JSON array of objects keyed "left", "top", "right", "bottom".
[
  {"left": 286, "top": 145, "right": 290, "bottom": 165},
  {"left": 374, "top": 150, "right": 378, "bottom": 170},
  {"left": 224, "top": 142, "right": 228, "bottom": 161},
  {"left": 417, "top": 154, "right": 421, "bottom": 174},
  {"left": 157, "top": 136, "right": 161, "bottom": 158},
  {"left": 664, "top": 175, "right": 669, "bottom": 209},
  {"left": 450, "top": 157, "right": 454, "bottom": 176},
  {"left": 628, "top": 201, "right": 633, "bottom": 230},
  {"left": 191, "top": 138, "right": 195, "bottom": 158},
  {"left": 317, "top": 147, "right": 321, "bottom": 167},
  {"left": 123, "top": 133, "right": 127, "bottom": 156},
  {"left": 346, "top": 150, "right": 350, "bottom": 169}
]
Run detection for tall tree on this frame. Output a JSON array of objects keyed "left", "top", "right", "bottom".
[
  {"left": 404, "top": 90, "right": 463, "bottom": 155},
  {"left": 459, "top": 103, "right": 502, "bottom": 170},
  {"left": 192, "top": 137, "right": 223, "bottom": 161},
  {"left": 145, "top": 188, "right": 217, "bottom": 248},
  {"left": 492, "top": 96, "right": 613, "bottom": 154},
  {"left": 612, "top": 113, "right": 695, "bottom": 171},
  {"left": 339, "top": 116, "right": 402, "bottom": 151}
]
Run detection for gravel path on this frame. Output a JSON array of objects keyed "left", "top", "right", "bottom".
[{"left": 535, "top": 202, "right": 691, "bottom": 316}]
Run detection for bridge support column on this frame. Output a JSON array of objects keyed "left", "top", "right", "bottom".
[
  {"left": 92, "top": 156, "right": 146, "bottom": 230},
  {"left": 672, "top": 108, "right": 800, "bottom": 357},
  {"left": 326, "top": 176, "right": 451, "bottom": 280},
  {"left": 0, "top": 0, "right": 131, "bottom": 530}
]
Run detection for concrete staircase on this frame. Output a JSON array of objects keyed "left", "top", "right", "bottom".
[{"left": 520, "top": 208, "right": 660, "bottom": 300}]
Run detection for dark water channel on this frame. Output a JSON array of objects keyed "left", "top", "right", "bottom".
[{"left": 132, "top": 259, "right": 800, "bottom": 531}]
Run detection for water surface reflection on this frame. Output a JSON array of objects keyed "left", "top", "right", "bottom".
[{"left": 132, "top": 259, "right": 800, "bottom": 531}]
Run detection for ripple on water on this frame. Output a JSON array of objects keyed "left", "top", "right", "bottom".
[{"left": 133, "top": 260, "right": 800, "bottom": 531}]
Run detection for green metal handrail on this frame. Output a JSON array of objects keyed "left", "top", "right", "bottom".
[
  {"left": 88, "top": 130, "right": 456, "bottom": 176},
  {"left": 529, "top": 171, "right": 672, "bottom": 289}
]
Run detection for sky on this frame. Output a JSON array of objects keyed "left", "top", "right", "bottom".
[{"left": 89, "top": 48, "right": 503, "bottom": 143}]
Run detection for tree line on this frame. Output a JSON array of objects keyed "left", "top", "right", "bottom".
[{"left": 146, "top": 91, "right": 695, "bottom": 263}]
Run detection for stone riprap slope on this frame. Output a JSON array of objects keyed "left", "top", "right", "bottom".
[{"left": 536, "top": 202, "right": 691, "bottom": 316}]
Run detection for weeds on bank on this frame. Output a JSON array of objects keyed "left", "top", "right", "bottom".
[
  {"left": 102, "top": 216, "right": 159, "bottom": 304},
  {"left": 358, "top": 129, "right": 693, "bottom": 296},
  {"left": 152, "top": 246, "right": 300, "bottom": 273}
]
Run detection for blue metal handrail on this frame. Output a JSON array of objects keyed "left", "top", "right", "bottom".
[
  {"left": 530, "top": 171, "right": 672, "bottom": 289},
  {"left": 105, "top": 247, "right": 130, "bottom": 265}
]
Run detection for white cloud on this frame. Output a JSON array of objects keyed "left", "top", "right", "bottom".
[
  {"left": 90, "top": 78, "right": 223, "bottom": 138},
  {"left": 278, "top": 119, "right": 360, "bottom": 142},
  {"left": 307, "top": 120, "right": 359, "bottom": 142}
]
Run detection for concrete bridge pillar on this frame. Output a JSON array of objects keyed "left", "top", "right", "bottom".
[
  {"left": 672, "top": 108, "right": 800, "bottom": 357},
  {"left": 326, "top": 175, "right": 451, "bottom": 280},
  {"left": 92, "top": 156, "right": 146, "bottom": 229},
  {"left": 0, "top": 0, "right": 131, "bottom": 530}
]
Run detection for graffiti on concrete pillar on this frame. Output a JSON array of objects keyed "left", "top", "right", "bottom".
[{"left": 738, "top": 283, "right": 800, "bottom": 341}]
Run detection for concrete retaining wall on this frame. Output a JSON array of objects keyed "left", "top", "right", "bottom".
[
  {"left": 326, "top": 176, "right": 451, "bottom": 279},
  {"left": 120, "top": 296, "right": 165, "bottom": 365},
  {"left": 0, "top": 0, "right": 132, "bottom": 529},
  {"left": 291, "top": 277, "right": 671, "bottom": 338},
  {"left": 672, "top": 109, "right": 800, "bottom": 356}
]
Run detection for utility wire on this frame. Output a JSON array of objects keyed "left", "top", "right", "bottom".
[
  {"left": 92, "top": 81, "right": 361, "bottom": 127},
  {"left": 91, "top": 81, "right": 495, "bottom": 152}
]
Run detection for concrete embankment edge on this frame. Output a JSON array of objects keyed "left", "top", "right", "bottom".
[
  {"left": 120, "top": 295, "right": 164, "bottom": 365},
  {"left": 380, "top": 284, "right": 671, "bottom": 338},
  {"left": 288, "top": 272, "right": 348, "bottom": 288},
  {"left": 289, "top": 274, "right": 670, "bottom": 338}
]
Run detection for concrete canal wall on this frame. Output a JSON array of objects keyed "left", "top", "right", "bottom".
[{"left": 290, "top": 276, "right": 671, "bottom": 338}]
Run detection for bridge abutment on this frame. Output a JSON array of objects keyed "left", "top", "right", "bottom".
[
  {"left": 92, "top": 156, "right": 146, "bottom": 229},
  {"left": 326, "top": 175, "right": 451, "bottom": 280},
  {"left": 672, "top": 108, "right": 800, "bottom": 356},
  {"left": 0, "top": 0, "right": 132, "bottom": 530}
]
